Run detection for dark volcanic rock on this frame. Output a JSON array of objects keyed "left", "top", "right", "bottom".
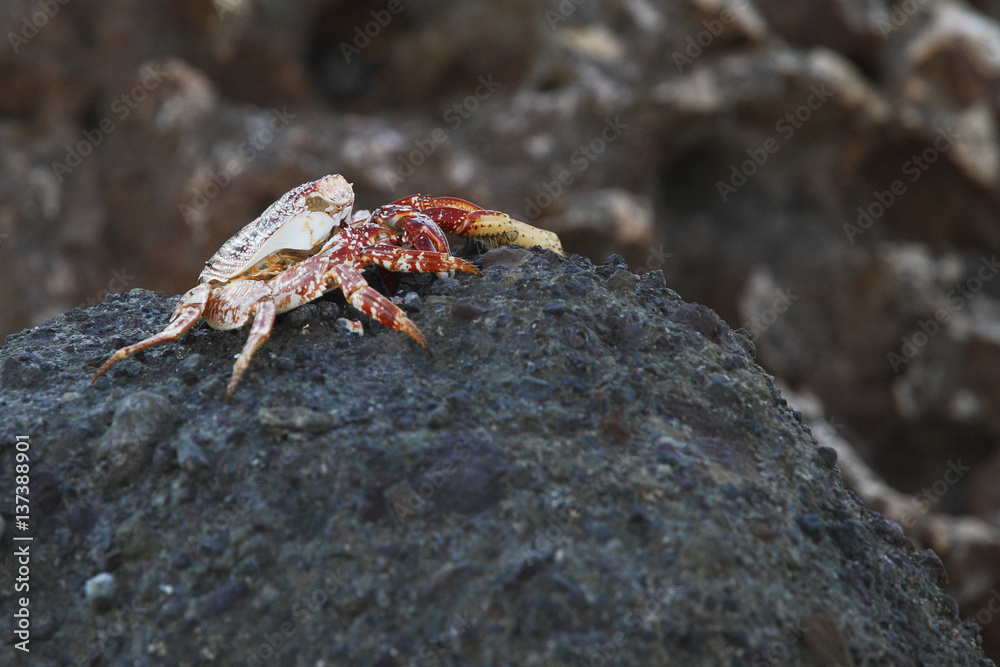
[{"left": 0, "top": 249, "right": 991, "bottom": 665}]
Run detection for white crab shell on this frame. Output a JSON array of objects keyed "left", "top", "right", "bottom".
[{"left": 199, "top": 174, "right": 355, "bottom": 283}]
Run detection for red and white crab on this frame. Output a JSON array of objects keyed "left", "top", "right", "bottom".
[{"left": 91, "top": 175, "right": 563, "bottom": 401}]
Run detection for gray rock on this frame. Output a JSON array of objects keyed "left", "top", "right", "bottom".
[
  {"left": 0, "top": 250, "right": 990, "bottom": 665},
  {"left": 84, "top": 573, "right": 117, "bottom": 611},
  {"left": 176, "top": 435, "right": 211, "bottom": 473},
  {"left": 96, "top": 391, "right": 174, "bottom": 486},
  {"left": 284, "top": 303, "right": 318, "bottom": 328},
  {"left": 402, "top": 292, "right": 422, "bottom": 312},
  {"left": 176, "top": 353, "right": 207, "bottom": 385}
]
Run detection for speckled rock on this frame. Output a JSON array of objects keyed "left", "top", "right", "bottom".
[
  {"left": 84, "top": 573, "right": 117, "bottom": 611},
  {"left": 4, "top": 0, "right": 1000, "bottom": 656},
  {"left": 95, "top": 391, "right": 175, "bottom": 487},
  {"left": 0, "top": 248, "right": 991, "bottom": 665}
]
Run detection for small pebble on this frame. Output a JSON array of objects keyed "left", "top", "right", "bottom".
[
  {"left": 816, "top": 446, "right": 838, "bottom": 469},
  {"left": 402, "top": 292, "right": 422, "bottom": 312},
  {"left": 429, "top": 276, "right": 460, "bottom": 295},
  {"left": 607, "top": 269, "right": 638, "bottom": 293},
  {"left": 97, "top": 392, "right": 174, "bottom": 486},
  {"left": 452, "top": 299, "right": 490, "bottom": 322},
  {"left": 563, "top": 276, "right": 591, "bottom": 296},
  {"left": 85, "top": 573, "right": 117, "bottom": 610},
  {"left": 482, "top": 246, "right": 532, "bottom": 270},
  {"left": 177, "top": 437, "right": 211, "bottom": 472},
  {"left": 285, "top": 303, "right": 318, "bottom": 327},
  {"left": 543, "top": 301, "right": 568, "bottom": 315},
  {"left": 316, "top": 300, "right": 341, "bottom": 320},
  {"left": 603, "top": 253, "right": 628, "bottom": 268},
  {"left": 198, "top": 376, "right": 226, "bottom": 400}
]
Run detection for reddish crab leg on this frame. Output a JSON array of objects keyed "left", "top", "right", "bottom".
[
  {"left": 267, "top": 249, "right": 430, "bottom": 349},
  {"left": 367, "top": 208, "right": 450, "bottom": 253},
  {"left": 91, "top": 283, "right": 212, "bottom": 382},
  {"left": 362, "top": 245, "right": 479, "bottom": 275},
  {"left": 380, "top": 195, "right": 564, "bottom": 253},
  {"left": 330, "top": 263, "right": 428, "bottom": 348},
  {"left": 225, "top": 299, "right": 275, "bottom": 402}
]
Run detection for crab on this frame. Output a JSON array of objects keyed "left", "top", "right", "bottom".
[{"left": 91, "top": 174, "right": 564, "bottom": 401}]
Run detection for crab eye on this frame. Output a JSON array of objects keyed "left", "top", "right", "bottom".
[{"left": 305, "top": 196, "right": 328, "bottom": 212}]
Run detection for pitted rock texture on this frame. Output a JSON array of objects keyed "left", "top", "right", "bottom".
[
  {"left": 5, "top": 6, "right": 1000, "bottom": 634},
  {"left": 0, "top": 248, "right": 991, "bottom": 666}
]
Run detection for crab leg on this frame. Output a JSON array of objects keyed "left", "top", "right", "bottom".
[
  {"left": 195, "top": 280, "right": 280, "bottom": 401},
  {"left": 91, "top": 283, "right": 212, "bottom": 382},
  {"left": 428, "top": 205, "right": 563, "bottom": 253},
  {"left": 366, "top": 209, "right": 450, "bottom": 253},
  {"left": 265, "top": 252, "right": 429, "bottom": 350},
  {"left": 225, "top": 299, "right": 275, "bottom": 402},
  {"left": 362, "top": 245, "right": 479, "bottom": 275},
  {"left": 331, "top": 264, "right": 428, "bottom": 349},
  {"left": 390, "top": 195, "right": 565, "bottom": 254}
]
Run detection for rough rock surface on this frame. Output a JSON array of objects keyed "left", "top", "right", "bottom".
[
  {"left": 5, "top": 0, "right": 1000, "bottom": 541},
  {"left": 5, "top": 2, "right": 1000, "bottom": 620},
  {"left": 0, "top": 247, "right": 991, "bottom": 665}
]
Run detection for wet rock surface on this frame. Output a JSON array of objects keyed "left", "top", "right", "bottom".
[{"left": 0, "top": 248, "right": 991, "bottom": 665}]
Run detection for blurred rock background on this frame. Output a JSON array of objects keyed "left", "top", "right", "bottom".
[{"left": 2, "top": 0, "right": 1000, "bottom": 657}]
